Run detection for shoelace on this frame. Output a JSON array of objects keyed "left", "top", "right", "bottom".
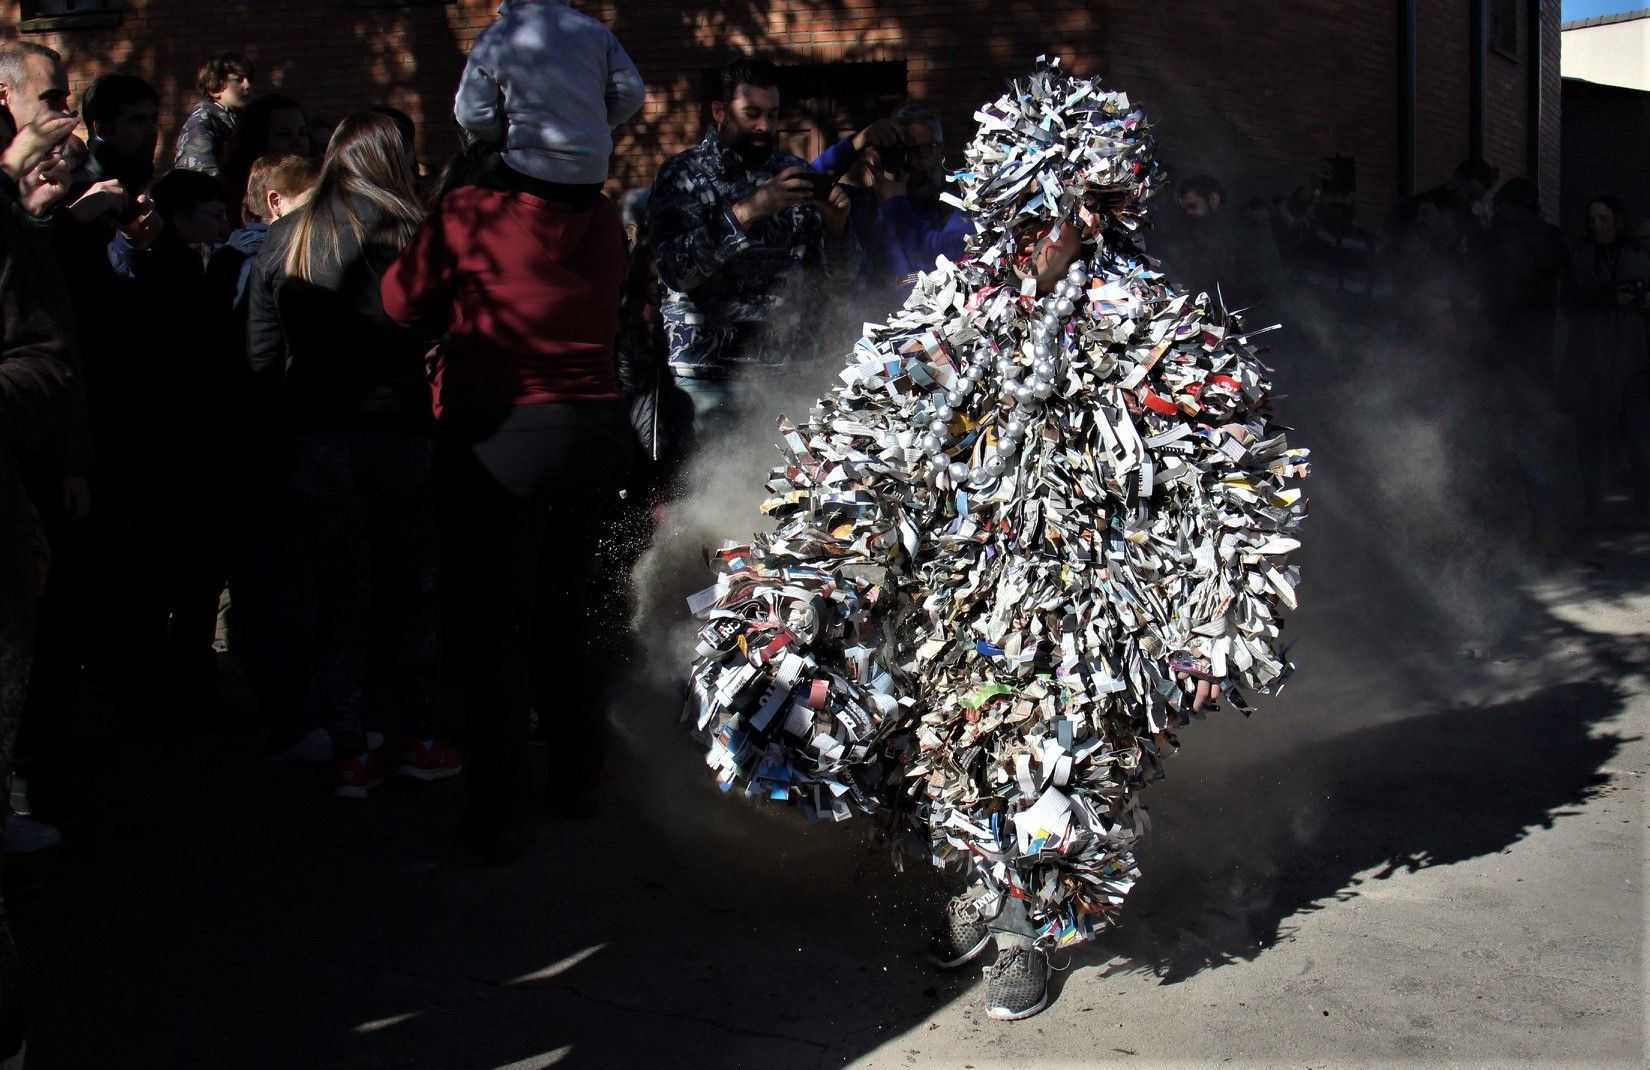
[
  {"left": 991, "top": 945, "right": 1034, "bottom": 977},
  {"left": 1031, "top": 934, "right": 1072, "bottom": 972}
]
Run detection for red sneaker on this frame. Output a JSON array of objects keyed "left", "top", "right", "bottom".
[
  {"left": 334, "top": 752, "right": 387, "bottom": 798},
  {"left": 398, "top": 739, "right": 463, "bottom": 782}
]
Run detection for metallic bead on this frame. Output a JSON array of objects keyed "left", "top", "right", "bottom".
[
  {"left": 984, "top": 455, "right": 1006, "bottom": 477},
  {"left": 929, "top": 418, "right": 949, "bottom": 435},
  {"left": 920, "top": 433, "right": 943, "bottom": 453},
  {"left": 948, "top": 461, "right": 970, "bottom": 482},
  {"left": 1032, "top": 379, "right": 1055, "bottom": 399},
  {"left": 1054, "top": 297, "right": 1075, "bottom": 318},
  {"left": 945, "top": 389, "right": 966, "bottom": 407}
]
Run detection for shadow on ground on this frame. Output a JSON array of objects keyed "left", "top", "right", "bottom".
[
  {"left": 10, "top": 306, "right": 1647, "bottom": 1067},
  {"left": 1086, "top": 679, "right": 1633, "bottom": 988}
]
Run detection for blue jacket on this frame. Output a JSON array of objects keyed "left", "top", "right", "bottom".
[
  {"left": 206, "top": 221, "right": 269, "bottom": 313},
  {"left": 811, "top": 137, "right": 972, "bottom": 302}
]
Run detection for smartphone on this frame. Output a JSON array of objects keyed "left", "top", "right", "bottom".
[{"left": 803, "top": 172, "right": 837, "bottom": 200}]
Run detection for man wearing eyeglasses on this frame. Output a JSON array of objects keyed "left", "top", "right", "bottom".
[{"left": 812, "top": 103, "right": 973, "bottom": 306}]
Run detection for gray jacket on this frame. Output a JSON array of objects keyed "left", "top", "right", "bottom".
[{"left": 454, "top": 0, "right": 645, "bottom": 185}]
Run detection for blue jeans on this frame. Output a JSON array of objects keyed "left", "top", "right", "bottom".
[{"left": 672, "top": 375, "right": 757, "bottom": 450}]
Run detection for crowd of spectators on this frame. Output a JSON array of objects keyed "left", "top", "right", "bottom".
[{"left": 1159, "top": 156, "right": 1649, "bottom": 543}]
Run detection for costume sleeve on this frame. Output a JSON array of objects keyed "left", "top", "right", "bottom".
[
  {"left": 453, "top": 34, "right": 507, "bottom": 147},
  {"left": 380, "top": 202, "right": 457, "bottom": 338},
  {"left": 172, "top": 106, "right": 221, "bottom": 176},
  {"left": 605, "top": 33, "right": 646, "bottom": 129},
  {"left": 648, "top": 157, "right": 751, "bottom": 294}
]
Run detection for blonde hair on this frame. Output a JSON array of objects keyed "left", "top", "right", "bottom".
[{"left": 283, "top": 111, "right": 423, "bottom": 282}]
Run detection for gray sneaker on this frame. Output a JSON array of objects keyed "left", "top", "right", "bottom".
[
  {"left": 926, "top": 888, "right": 998, "bottom": 968},
  {"left": 985, "top": 944, "right": 1050, "bottom": 1021}
]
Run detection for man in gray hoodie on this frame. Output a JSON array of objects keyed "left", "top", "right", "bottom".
[{"left": 454, "top": 0, "right": 645, "bottom": 186}]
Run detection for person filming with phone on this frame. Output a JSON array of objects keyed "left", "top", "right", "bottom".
[
  {"left": 647, "top": 55, "right": 856, "bottom": 453},
  {"left": 812, "top": 103, "right": 972, "bottom": 307}
]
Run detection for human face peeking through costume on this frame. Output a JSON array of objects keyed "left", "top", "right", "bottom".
[{"left": 1014, "top": 190, "right": 1102, "bottom": 293}]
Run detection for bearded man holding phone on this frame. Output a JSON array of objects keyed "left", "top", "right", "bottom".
[{"left": 648, "top": 55, "right": 857, "bottom": 452}]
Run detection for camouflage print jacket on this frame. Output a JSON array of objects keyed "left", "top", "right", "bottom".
[
  {"left": 173, "top": 99, "right": 237, "bottom": 177},
  {"left": 647, "top": 127, "right": 856, "bottom": 377}
]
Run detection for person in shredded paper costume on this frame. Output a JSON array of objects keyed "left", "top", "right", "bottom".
[{"left": 681, "top": 58, "right": 1309, "bottom": 1021}]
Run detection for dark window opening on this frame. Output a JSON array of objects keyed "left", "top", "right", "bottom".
[
  {"left": 1490, "top": 0, "right": 1521, "bottom": 60},
  {"left": 19, "top": 0, "right": 123, "bottom": 33},
  {"left": 698, "top": 61, "right": 909, "bottom": 163}
]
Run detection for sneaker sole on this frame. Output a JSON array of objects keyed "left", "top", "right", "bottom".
[
  {"left": 986, "top": 987, "right": 1049, "bottom": 1021},
  {"left": 333, "top": 778, "right": 385, "bottom": 798},
  {"left": 926, "top": 930, "right": 992, "bottom": 969},
  {"left": 985, "top": 964, "right": 1051, "bottom": 1021},
  {"left": 398, "top": 765, "right": 462, "bottom": 782}
]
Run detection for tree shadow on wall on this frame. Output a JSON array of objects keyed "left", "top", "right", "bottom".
[{"left": 592, "top": 0, "right": 1105, "bottom": 187}]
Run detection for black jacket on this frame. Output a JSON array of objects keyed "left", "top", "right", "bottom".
[
  {"left": 246, "top": 197, "right": 432, "bottom": 434},
  {"left": 0, "top": 192, "right": 78, "bottom": 543}
]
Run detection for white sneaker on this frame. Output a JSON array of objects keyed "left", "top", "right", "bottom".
[
  {"left": 4, "top": 813, "right": 62, "bottom": 854},
  {"left": 272, "top": 728, "right": 384, "bottom": 764}
]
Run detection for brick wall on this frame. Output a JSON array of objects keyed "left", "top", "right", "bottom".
[{"left": 0, "top": 0, "right": 1561, "bottom": 222}]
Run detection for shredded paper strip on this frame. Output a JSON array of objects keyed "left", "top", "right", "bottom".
[{"left": 680, "top": 58, "right": 1311, "bottom": 947}]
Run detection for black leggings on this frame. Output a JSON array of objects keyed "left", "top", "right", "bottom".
[{"left": 438, "top": 401, "right": 632, "bottom": 823}]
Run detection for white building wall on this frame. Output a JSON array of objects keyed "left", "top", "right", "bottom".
[{"left": 1562, "top": 16, "right": 1650, "bottom": 92}]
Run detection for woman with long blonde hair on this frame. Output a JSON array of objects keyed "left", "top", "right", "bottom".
[{"left": 247, "top": 110, "right": 460, "bottom": 799}]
